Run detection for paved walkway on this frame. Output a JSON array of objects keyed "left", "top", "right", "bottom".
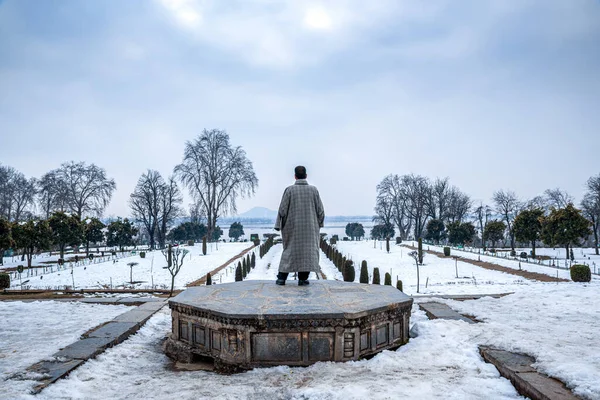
[
  {"left": 25, "top": 299, "right": 167, "bottom": 394},
  {"left": 187, "top": 244, "right": 256, "bottom": 286},
  {"left": 403, "top": 244, "right": 569, "bottom": 282},
  {"left": 419, "top": 300, "right": 581, "bottom": 400}
]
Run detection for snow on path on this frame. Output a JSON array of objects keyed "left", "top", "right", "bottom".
[
  {"left": 0, "top": 301, "right": 131, "bottom": 398},
  {"left": 335, "top": 241, "right": 533, "bottom": 295},
  {"left": 424, "top": 281, "right": 600, "bottom": 400},
  {"left": 34, "top": 307, "right": 523, "bottom": 400},
  {"left": 15, "top": 243, "right": 251, "bottom": 290},
  {"left": 417, "top": 242, "right": 599, "bottom": 281}
]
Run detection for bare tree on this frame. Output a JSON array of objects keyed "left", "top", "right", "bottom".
[
  {"left": 473, "top": 202, "right": 492, "bottom": 250},
  {"left": 544, "top": 188, "right": 573, "bottom": 209},
  {"left": 375, "top": 174, "right": 411, "bottom": 239},
  {"left": 157, "top": 176, "right": 182, "bottom": 248},
  {"left": 38, "top": 170, "right": 68, "bottom": 219},
  {"left": 492, "top": 189, "right": 521, "bottom": 251},
  {"left": 11, "top": 176, "right": 37, "bottom": 222},
  {"left": 583, "top": 174, "right": 600, "bottom": 255},
  {"left": 57, "top": 161, "right": 116, "bottom": 219},
  {"left": 402, "top": 174, "right": 430, "bottom": 239},
  {"left": 446, "top": 187, "right": 472, "bottom": 223},
  {"left": 425, "top": 177, "right": 450, "bottom": 221},
  {"left": 130, "top": 171, "right": 182, "bottom": 249},
  {"left": 0, "top": 165, "right": 18, "bottom": 221},
  {"left": 129, "top": 170, "right": 163, "bottom": 249},
  {"left": 174, "top": 129, "right": 258, "bottom": 239},
  {"left": 0, "top": 165, "right": 36, "bottom": 222}
]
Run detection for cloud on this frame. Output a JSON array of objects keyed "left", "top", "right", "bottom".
[
  {"left": 304, "top": 6, "right": 333, "bottom": 30},
  {"left": 158, "top": 0, "right": 202, "bottom": 29}
]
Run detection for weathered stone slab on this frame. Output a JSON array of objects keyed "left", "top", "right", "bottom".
[
  {"left": 419, "top": 302, "right": 476, "bottom": 324},
  {"left": 28, "top": 359, "right": 84, "bottom": 394},
  {"left": 479, "top": 346, "right": 580, "bottom": 400},
  {"left": 87, "top": 321, "right": 140, "bottom": 344},
  {"left": 137, "top": 300, "right": 167, "bottom": 311},
  {"left": 113, "top": 309, "right": 156, "bottom": 323},
  {"left": 54, "top": 337, "right": 115, "bottom": 360},
  {"left": 165, "top": 280, "right": 413, "bottom": 371}
]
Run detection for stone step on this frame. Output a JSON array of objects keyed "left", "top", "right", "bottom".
[
  {"left": 418, "top": 302, "right": 476, "bottom": 324},
  {"left": 479, "top": 346, "right": 581, "bottom": 400}
]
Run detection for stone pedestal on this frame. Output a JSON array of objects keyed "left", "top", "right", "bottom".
[{"left": 164, "top": 280, "right": 413, "bottom": 372}]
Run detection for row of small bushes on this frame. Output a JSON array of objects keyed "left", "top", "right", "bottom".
[
  {"left": 233, "top": 252, "right": 257, "bottom": 283},
  {"left": 321, "top": 239, "right": 404, "bottom": 291},
  {"left": 259, "top": 237, "right": 274, "bottom": 259}
]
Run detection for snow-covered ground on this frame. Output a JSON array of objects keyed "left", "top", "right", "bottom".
[
  {"left": 2, "top": 242, "right": 599, "bottom": 399},
  {"left": 10, "top": 279, "right": 596, "bottom": 400},
  {"left": 5, "top": 243, "right": 252, "bottom": 290},
  {"left": 0, "top": 301, "right": 131, "bottom": 398},
  {"left": 335, "top": 241, "right": 541, "bottom": 295},
  {"left": 414, "top": 242, "right": 600, "bottom": 280}
]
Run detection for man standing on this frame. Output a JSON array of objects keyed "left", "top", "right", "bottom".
[{"left": 274, "top": 166, "right": 325, "bottom": 286}]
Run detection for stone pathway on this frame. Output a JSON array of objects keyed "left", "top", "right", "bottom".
[
  {"left": 24, "top": 299, "right": 167, "bottom": 394},
  {"left": 479, "top": 346, "right": 581, "bottom": 400},
  {"left": 418, "top": 302, "right": 477, "bottom": 324},
  {"left": 403, "top": 244, "right": 569, "bottom": 282},
  {"left": 418, "top": 300, "right": 581, "bottom": 400},
  {"left": 186, "top": 244, "right": 256, "bottom": 286}
]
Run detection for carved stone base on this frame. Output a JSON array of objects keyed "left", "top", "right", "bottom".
[{"left": 165, "top": 280, "right": 413, "bottom": 372}]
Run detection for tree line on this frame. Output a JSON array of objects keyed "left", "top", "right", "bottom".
[
  {"left": 374, "top": 173, "right": 600, "bottom": 258},
  {"left": 0, "top": 129, "right": 259, "bottom": 263}
]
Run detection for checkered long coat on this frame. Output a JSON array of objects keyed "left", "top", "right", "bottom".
[{"left": 275, "top": 179, "right": 325, "bottom": 273}]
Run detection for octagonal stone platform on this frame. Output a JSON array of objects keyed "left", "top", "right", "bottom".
[{"left": 164, "top": 280, "right": 413, "bottom": 372}]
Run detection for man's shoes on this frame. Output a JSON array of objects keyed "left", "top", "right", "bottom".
[
  {"left": 298, "top": 280, "right": 310, "bottom": 286},
  {"left": 276, "top": 279, "right": 286, "bottom": 286}
]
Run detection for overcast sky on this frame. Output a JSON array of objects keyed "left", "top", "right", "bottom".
[{"left": 1, "top": 0, "right": 599, "bottom": 218}]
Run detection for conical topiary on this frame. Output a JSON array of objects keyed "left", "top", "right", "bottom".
[
  {"left": 384, "top": 272, "right": 392, "bottom": 285},
  {"left": 202, "top": 236, "right": 207, "bottom": 256},
  {"left": 251, "top": 252, "right": 256, "bottom": 268},
  {"left": 373, "top": 267, "right": 381, "bottom": 285},
  {"left": 206, "top": 273, "right": 212, "bottom": 285},
  {"left": 386, "top": 237, "right": 390, "bottom": 253},
  {"left": 396, "top": 280, "right": 403, "bottom": 292},
  {"left": 343, "top": 260, "right": 355, "bottom": 282},
  {"left": 235, "top": 264, "right": 243, "bottom": 281},
  {"left": 359, "top": 260, "right": 368, "bottom": 284},
  {"left": 242, "top": 261, "right": 248, "bottom": 278}
]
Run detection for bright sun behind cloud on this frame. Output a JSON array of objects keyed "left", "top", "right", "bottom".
[
  {"left": 303, "top": 6, "right": 333, "bottom": 30},
  {"left": 159, "top": 0, "right": 202, "bottom": 29}
]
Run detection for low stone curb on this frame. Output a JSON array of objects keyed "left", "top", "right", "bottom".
[
  {"left": 26, "top": 299, "right": 167, "bottom": 394},
  {"left": 418, "top": 302, "right": 476, "bottom": 324},
  {"left": 479, "top": 346, "right": 581, "bottom": 400}
]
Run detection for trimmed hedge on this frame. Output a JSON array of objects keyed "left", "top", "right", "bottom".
[
  {"left": 360, "top": 261, "right": 369, "bottom": 284},
  {"left": 443, "top": 247, "right": 450, "bottom": 256},
  {"left": 372, "top": 268, "right": 381, "bottom": 285},
  {"left": 0, "top": 273, "right": 9, "bottom": 289},
  {"left": 570, "top": 264, "right": 591, "bottom": 282},
  {"left": 396, "top": 280, "right": 403, "bottom": 292},
  {"left": 384, "top": 272, "right": 392, "bottom": 286},
  {"left": 343, "top": 260, "right": 355, "bottom": 282}
]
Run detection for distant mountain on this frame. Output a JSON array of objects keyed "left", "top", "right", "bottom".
[{"left": 236, "top": 207, "right": 278, "bottom": 219}]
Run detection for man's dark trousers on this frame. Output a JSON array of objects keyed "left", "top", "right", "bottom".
[{"left": 277, "top": 272, "right": 309, "bottom": 281}]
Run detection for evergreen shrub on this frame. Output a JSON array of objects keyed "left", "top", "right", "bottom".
[
  {"left": 570, "top": 264, "right": 591, "bottom": 282},
  {"left": 0, "top": 273, "right": 9, "bottom": 289},
  {"left": 372, "top": 268, "right": 381, "bottom": 285},
  {"left": 360, "top": 260, "right": 369, "bottom": 284},
  {"left": 396, "top": 280, "right": 403, "bottom": 292},
  {"left": 384, "top": 272, "right": 392, "bottom": 285},
  {"left": 443, "top": 247, "right": 450, "bottom": 256}
]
